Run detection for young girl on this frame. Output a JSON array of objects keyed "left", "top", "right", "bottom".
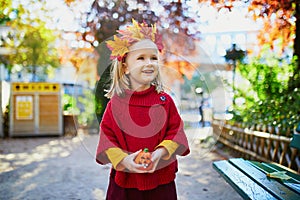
[{"left": 96, "top": 19, "right": 190, "bottom": 200}]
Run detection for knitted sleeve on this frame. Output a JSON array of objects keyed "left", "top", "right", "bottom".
[
  {"left": 164, "top": 96, "right": 190, "bottom": 156},
  {"left": 95, "top": 101, "right": 128, "bottom": 165},
  {"left": 155, "top": 140, "right": 179, "bottom": 160},
  {"left": 105, "top": 147, "right": 128, "bottom": 170}
]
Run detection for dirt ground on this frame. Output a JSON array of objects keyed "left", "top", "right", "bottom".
[{"left": 0, "top": 127, "right": 242, "bottom": 200}]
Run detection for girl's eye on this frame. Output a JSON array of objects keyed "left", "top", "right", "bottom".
[{"left": 137, "top": 55, "right": 157, "bottom": 60}]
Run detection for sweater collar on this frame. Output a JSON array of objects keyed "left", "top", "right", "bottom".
[
  {"left": 124, "top": 85, "right": 155, "bottom": 96},
  {"left": 113, "top": 85, "right": 167, "bottom": 106}
]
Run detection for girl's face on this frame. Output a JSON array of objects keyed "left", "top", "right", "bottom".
[{"left": 124, "top": 40, "right": 159, "bottom": 91}]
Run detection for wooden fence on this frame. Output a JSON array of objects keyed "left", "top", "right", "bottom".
[{"left": 212, "top": 120, "right": 300, "bottom": 173}]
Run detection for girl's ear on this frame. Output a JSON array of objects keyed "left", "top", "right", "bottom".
[{"left": 123, "top": 63, "right": 129, "bottom": 75}]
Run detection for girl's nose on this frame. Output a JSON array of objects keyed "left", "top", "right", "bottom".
[
  {"left": 146, "top": 58, "right": 154, "bottom": 64},
  {"left": 145, "top": 58, "right": 150, "bottom": 64}
]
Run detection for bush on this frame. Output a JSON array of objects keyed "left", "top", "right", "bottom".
[
  {"left": 230, "top": 55, "right": 299, "bottom": 132},
  {"left": 62, "top": 89, "right": 99, "bottom": 130},
  {"left": 62, "top": 94, "right": 80, "bottom": 115}
]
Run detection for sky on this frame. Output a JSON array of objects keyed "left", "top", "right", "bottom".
[
  {"left": 44, "top": 0, "right": 260, "bottom": 33},
  {"left": 195, "top": 1, "right": 261, "bottom": 33}
]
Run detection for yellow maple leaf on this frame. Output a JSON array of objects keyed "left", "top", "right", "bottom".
[
  {"left": 128, "top": 19, "right": 143, "bottom": 40},
  {"left": 151, "top": 23, "right": 156, "bottom": 41},
  {"left": 106, "top": 35, "right": 129, "bottom": 58},
  {"left": 267, "top": 171, "right": 291, "bottom": 180}
]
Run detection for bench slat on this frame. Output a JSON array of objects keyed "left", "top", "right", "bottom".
[
  {"left": 229, "top": 158, "right": 300, "bottom": 200},
  {"left": 265, "top": 163, "right": 300, "bottom": 181},
  {"left": 213, "top": 160, "right": 276, "bottom": 200},
  {"left": 250, "top": 161, "right": 300, "bottom": 181},
  {"left": 249, "top": 161, "right": 300, "bottom": 194}
]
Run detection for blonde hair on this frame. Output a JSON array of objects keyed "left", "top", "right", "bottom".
[{"left": 105, "top": 59, "right": 164, "bottom": 98}]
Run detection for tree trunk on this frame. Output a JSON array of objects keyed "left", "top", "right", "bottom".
[
  {"left": 32, "top": 65, "right": 37, "bottom": 82},
  {"left": 94, "top": 45, "right": 112, "bottom": 123}
]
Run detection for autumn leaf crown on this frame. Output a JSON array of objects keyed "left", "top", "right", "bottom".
[{"left": 106, "top": 19, "right": 164, "bottom": 61}]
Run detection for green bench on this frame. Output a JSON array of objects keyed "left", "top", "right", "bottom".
[
  {"left": 290, "top": 133, "right": 300, "bottom": 150},
  {"left": 213, "top": 133, "right": 300, "bottom": 200},
  {"left": 213, "top": 158, "right": 300, "bottom": 200}
]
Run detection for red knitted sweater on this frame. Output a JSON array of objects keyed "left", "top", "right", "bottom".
[{"left": 96, "top": 86, "right": 190, "bottom": 190}]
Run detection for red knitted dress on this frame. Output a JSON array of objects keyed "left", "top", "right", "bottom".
[{"left": 96, "top": 86, "right": 190, "bottom": 190}]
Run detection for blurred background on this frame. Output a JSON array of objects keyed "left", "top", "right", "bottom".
[{"left": 1, "top": 0, "right": 299, "bottom": 138}]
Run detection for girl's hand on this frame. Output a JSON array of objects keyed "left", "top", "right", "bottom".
[
  {"left": 119, "top": 150, "right": 148, "bottom": 173},
  {"left": 147, "top": 147, "right": 167, "bottom": 173}
]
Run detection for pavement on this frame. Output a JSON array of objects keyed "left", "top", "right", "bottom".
[{"left": 0, "top": 117, "right": 242, "bottom": 200}]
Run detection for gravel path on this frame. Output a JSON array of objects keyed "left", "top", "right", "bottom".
[{"left": 0, "top": 127, "right": 242, "bottom": 200}]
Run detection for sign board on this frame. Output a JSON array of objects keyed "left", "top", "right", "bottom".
[{"left": 16, "top": 96, "right": 33, "bottom": 120}]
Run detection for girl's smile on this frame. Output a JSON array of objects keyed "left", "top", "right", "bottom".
[{"left": 142, "top": 69, "right": 154, "bottom": 74}]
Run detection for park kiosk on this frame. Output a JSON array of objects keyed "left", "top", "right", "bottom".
[{"left": 9, "top": 82, "right": 63, "bottom": 136}]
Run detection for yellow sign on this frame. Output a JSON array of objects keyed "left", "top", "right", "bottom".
[
  {"left": 16, "top": 96, "right": 33, "bottom": 120},
  {"left": 12, "top": 82, "right": 60, "bottom": 92}
]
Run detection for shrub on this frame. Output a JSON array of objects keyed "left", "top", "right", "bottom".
[{"left": 231, "top": 55, "right": 299, "bottom": 132}]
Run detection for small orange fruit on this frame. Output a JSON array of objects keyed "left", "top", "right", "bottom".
[{"left": 134, "top": 148, "right": 153, "bottom": 170}]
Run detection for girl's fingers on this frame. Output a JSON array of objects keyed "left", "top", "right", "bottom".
[
  {"left": 132, "top": 149, "right": 142, "bottom": 156},
  {"left": 147, "top": 148, "right": 167, "bottom": 173},
  {"left": 121, "top": 149, "right": 150, "bottom": 173},
  {"left": 128, "top": 163, "right": 148, "bottom": 173}
]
